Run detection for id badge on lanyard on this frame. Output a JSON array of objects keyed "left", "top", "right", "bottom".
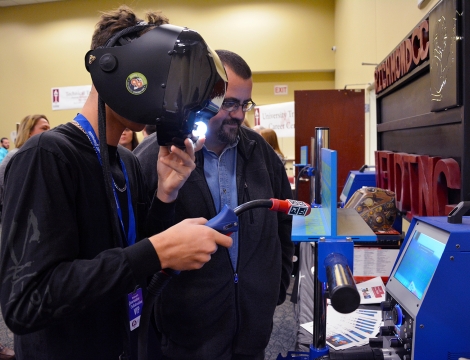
[{"left": 128, "top": 287, "right": 143, "bottom": 331}]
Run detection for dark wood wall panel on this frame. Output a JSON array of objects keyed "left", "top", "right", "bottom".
[
  {"left": 380, "top": 123, "right": 463, "bottom": 162},
  {"left": 294, "top": 90, "right": 365, "bottom": 204},
  {"left": 376, "top": 0, "right": 470, "bottom": 204},
  {"left": 377, "top": 106, "right": 462, "bottom": 133},
  {"left": 379, "top": 70, "right": 431, "bottom": 123}
]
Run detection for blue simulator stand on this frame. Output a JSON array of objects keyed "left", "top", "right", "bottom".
[
  {"left": 279, "top": 149, "right": 376, "bottom": 360},
  {"left": 380, "top": 212, "right": 470, "bottom": 359},
  {"left": 291, "top": 149, "right": 376, "bottom": 244}
]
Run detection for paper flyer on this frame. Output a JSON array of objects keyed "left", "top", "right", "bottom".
[
  {"left": 356, "top": 276, "right": 386, "bottom": 304},
  {"left": 300, "top": 305, "right": 383, "bottom": 350}
]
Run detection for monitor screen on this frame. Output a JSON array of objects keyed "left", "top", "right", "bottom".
[
  {"left": 340, "top": 173, "right": 355, "bottom": 202},
  {"left": 300, "top": 146, "right": 308, "bottom": 165},
  {"left": 393, "top": 229, "right": 446, "bottom": 300}
]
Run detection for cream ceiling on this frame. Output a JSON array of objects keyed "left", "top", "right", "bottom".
[{"left": 0, "top": 0, "right": 64, "bottom": 7}]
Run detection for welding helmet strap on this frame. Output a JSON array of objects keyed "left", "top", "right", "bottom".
[{"left": 102, "top": 23, "right": 153, "bottom": 48}]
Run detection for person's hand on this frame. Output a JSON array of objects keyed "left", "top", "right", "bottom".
[
  {"left": 149, "top": 217, "right": 232, "bottom": 270},
  {"left": 156, "top": 137, "right": 205, "bottom": 203}
]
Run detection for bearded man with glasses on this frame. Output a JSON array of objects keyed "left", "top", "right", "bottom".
[{"left": 134, "top": 49, "right": 293, "bottom": 360}]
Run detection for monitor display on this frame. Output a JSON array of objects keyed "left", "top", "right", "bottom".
[
  {"left": 340, "top": 173, "right": 355, "bottom": 203},
  {"left": 300, "top": 145, "right": 308, "bottom": 165},
  {"left": 393, "top": 229, "right": 446, "bottom": 300}
]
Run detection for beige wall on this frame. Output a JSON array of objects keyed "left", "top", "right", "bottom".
[
  {"left": 334, "top": 0, "right": 440, "bottom": 89},
  {"left": 0, "top": 0, "right": 334, "bottom": 145},
  {"left": 0, "top": 0, "right": 441, "bottom": 161},
  {"left": 334, "top": 0, "right": 440, "bottom": 165}
]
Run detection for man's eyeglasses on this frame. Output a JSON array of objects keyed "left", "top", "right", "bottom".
[{"left": 221, "top": 100, "right": 256, "bottom": 112}]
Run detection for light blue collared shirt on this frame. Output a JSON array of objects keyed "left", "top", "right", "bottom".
[
  {"left": 203, "top": 140, "right": 239, "bottom": 270},
  {"left": 0, "top": 147, "right": 7, "bottom": 163}
]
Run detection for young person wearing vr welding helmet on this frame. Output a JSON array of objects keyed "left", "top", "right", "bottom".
[{"left": 0, "top": 6, "right": 230, "bottom": 360}]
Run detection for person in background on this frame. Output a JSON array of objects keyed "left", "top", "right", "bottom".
[
  {"left": 0, "top": 138, "right": 9, "bottom": 163},
  {"left": 0, "top": 114, "right": 51, "bottom": 205},
  {"left": 0, "top": 6, "right": 231, "bottom": 360},
  {"left": 135, "top": 49, "right": 293, "bottom": 359},
  {"left": 142, "top": 124, "right": 156, "bottom": 138},
  {"left": 252, "top": 124, "right": 265, "bottom": 133},
  {"left": 260, "top": 128, "right": 286, "bottom": 166},
  {"left": 119, "top": 127, "right": 139, "bottom": 151}
]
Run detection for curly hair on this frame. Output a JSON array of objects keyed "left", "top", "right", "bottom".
[{"left": 90, "top": 5, "right": 169, "bottom": 50}]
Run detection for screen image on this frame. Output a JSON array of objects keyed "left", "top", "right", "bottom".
[
  {"left": 300, "top": 146, "right": 308, "bottom": 165},
  {"left": 393, "top": 230, "right": 446, "bottom": 300},
  {"left": 340, "top": 173, "right": 355, "bottom": 202}
]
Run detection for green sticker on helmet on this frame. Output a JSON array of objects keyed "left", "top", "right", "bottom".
[{"left": 126, "top": 72, "right": 148, "bottom": 95}]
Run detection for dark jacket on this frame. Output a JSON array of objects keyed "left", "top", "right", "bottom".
[
  {"left": 0, "top": 123, "right": 170, "bottom": 360},
  {"left": 151, "top": 127, "right": 294, "bottom": 359}
]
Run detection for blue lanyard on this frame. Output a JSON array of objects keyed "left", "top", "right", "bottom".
[{"left": 74, "top": 114, "right": 136, "bottom": 246}]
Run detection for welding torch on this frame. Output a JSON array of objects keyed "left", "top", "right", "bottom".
[{"left": 138, "top": 198, "right": 311, "bottom": 360}]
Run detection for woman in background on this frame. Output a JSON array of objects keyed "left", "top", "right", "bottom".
[
  {"left": 0, "top": 114, "right": 51, "bottom": 202},
  {"left": 119, "top": 127, "right": 139, "bottom": 151},
  {"left": 252, "top": 125, "right": 265, "bottom": 133},
  {"left": 260, "top": 128, "right": 286, "bottom": 165}
]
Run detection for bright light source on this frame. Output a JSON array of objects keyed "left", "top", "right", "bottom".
[{"left": 192, "top": 121, "right": 207, "bottom": 138}]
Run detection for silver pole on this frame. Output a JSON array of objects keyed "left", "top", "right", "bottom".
[
  {"left": 310, "top": 137, "right": 315, "bottom": 205},
  {"left": 313, "top": 127, "right": 329, "bottom": 205}
]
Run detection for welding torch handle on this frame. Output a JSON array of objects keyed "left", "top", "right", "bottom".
[
  {"left": 270, "top": 198, "right": 312, "bottom": 216},
  {"left": 233, "top": 198, "right": 311, "bottom": 217}
]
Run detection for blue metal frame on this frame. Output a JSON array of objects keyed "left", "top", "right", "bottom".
[
  {"left": 291, "top": 149, "right": 376, "bottom": 242},
  {"left": 284, "top": 148, "right": 376, "bottom": 360},
  {"left": 317, "top": 240, "right": 354, "bottom": 283},
  {"left": 387, "top": 216, "right": 470, "bottom": 359}
]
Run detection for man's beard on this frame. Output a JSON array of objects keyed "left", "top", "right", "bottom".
[{"left": 216, "top": 118, "right": 240, "bottom": 145}]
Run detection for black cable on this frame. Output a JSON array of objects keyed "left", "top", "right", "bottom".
[
  {"left": 97, "top": 97, "right": 123, "bottom": 248},
  {"left": 138, "top": 269, "right": 179, "bottom": 360},
  {"left": 97, "top": 24, "right": 154, "bottom": 360},
  {"left": 97, "top": 97, "right": 132, "bottom": 358},
  {"left": 138, "top": 199, "right": 287, "bottom": 360},
  {"left": 359, "top": 164, "right": 368, "bottom": 173},
  {"left": 294, "top": 165, "right": 310, "bottom": 201},
  {"left": 233, "top": 199, "right": 273, "bottom": 216}
]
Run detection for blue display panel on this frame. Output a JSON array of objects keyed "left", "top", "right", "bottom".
[
  {"left": 340, "top": 174, "right": 355, "bottom": 203},
  {"left": 300, "top": 145, "right": 308, "bottom": 166},
  {"left": 339, "top": 170, "right": 376, "bottom": 204},
  {"left": 291, "top": 149, "right": 376, "bottom": 242},
  {"left": 393, "top": 230, "right": 446, "bottom": 300}
]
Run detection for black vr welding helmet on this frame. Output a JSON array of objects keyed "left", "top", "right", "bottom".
[{"left": 85, "top": 24, "right": 227, "bottom": 146}]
